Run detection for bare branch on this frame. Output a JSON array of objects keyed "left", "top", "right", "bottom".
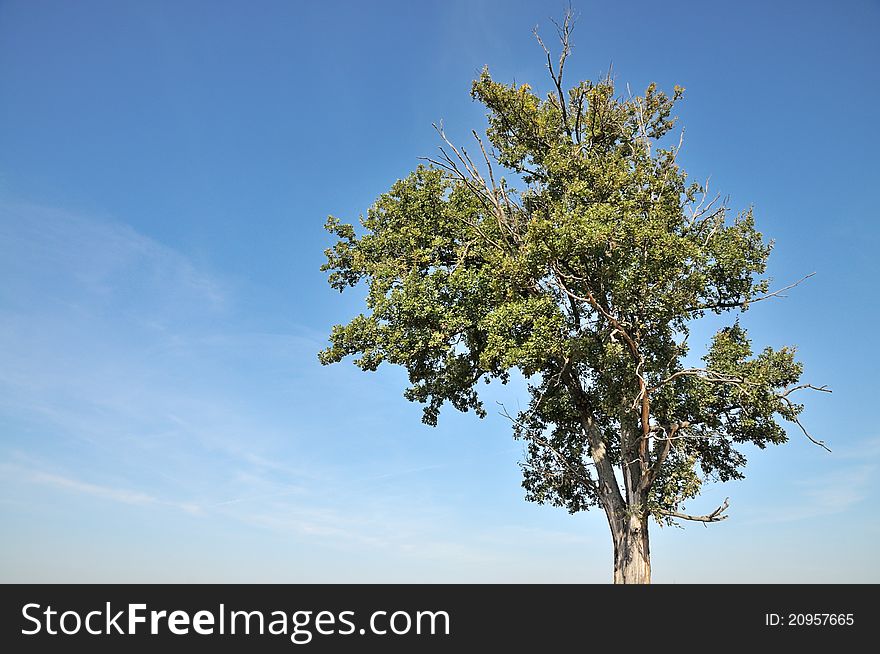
[
  {"left": 423, "top": 122, "right": 526, "bottom": 253},
  {"left": 686, "top": 178, "right": 721, "bottom": 226},
  {"left": 634, "top": 96, "right": 650, "bottom": 158},
  {"left": 472, "top": 130, "right": 497, "bottom": 191},
  {"left": 533, "top": 7, "right": 575, "bottom": 139},
  {"left": 639, "top": 420, "right": 692, "bottom": 493},
  {"left": 660, "top": 497, "right": 730, "bottom": 524},
  {"left": 790, "top": 414, "right": 832, "bottom": 453},
  {"left": 650, "top": 367, "right": 747, "bottom": 392},
  {"left": 777, "top": 388, "right": 833, "bottom": 453},
  {"left": 470, "top": 129, "right": 520, "bottom": 243},
  {"left": 654, "top": 127, "right": 686, "bottom": 202},
  {"left": 779, "top": 383, "right": 831, "bottom": 398},
  {"left": 687, "top": 272, "right": 816, "bottom": 313}
]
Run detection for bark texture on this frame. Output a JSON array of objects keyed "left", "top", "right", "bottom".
[{"left": 612, "top": 514, "right": 651, "bottom": 584}]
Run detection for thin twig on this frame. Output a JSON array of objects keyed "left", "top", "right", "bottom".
[{"left": 687, "top": 272, "right": 816, "bottom": 313}]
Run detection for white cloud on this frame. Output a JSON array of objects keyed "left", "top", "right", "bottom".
[
  {"left": 744, "top": 464, "right": 875, "bottom": 524},
  {"left": 0, "top": 201, "right": 605, "bottom": 581},
  {"left": 0, "top": 200, "right": 227, "bottom": 312},
  {"left": 0, "top": 461, "right": 201, "bottom": 514}
]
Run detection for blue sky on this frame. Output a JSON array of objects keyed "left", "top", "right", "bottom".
[{"left": 1, "top": 0, "right": 878, "bottom": 583}]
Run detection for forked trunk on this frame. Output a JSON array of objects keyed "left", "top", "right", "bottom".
[{"left": 613, "top": 514, "right": 651, "bottom": 584}]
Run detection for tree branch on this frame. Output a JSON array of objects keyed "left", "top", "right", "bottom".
[
  {"left": 778, "top": 396, "right": 832, "bottom": 453},
  {"left": 779, "top": 383, "right": 831, "bottom": 398},
  {"left": 639, "top": 420, "right": 689, "bottom": 493},
  {"left": 422, "top": 122, "right": 524, "bottom": 253},
  {"left": 649, "top": 367, "right": 748, "bottom": 393},
  {"left": 660, "top": 497, "right": 730, "bottom": 524},
  {"left": 790, "top": 414, "right": 831, "bottom": 453},
  {"left": 776, "top": 383, "right": 832, "bottom": 452},
  {"left": 687, "top": 273, "right": 816, "bottom": 313},
  {"left": 551, "top": 267, "right": 652, "bottom": 447},
  {"left": 525, "top": 434, "right": 599, "bottom": 495},
  {"left": 533, "top": 7, "right": 574, "bottom": 139},
  {"left": 560, "top": 369, "right": 627, "bottom": 521}
]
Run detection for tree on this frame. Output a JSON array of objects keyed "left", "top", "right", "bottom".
[{"left": 318, "top": 13, "right": 828, "bottom": 583}]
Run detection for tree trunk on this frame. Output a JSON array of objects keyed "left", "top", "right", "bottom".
[{"left": 612, "top": 514, "right": 651, "bottom": 584}]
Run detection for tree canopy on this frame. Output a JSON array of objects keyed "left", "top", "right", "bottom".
[{"left": 318, "top": 16, "right": 827, "bottom": 582}]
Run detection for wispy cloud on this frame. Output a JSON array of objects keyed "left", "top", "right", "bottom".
[
  {"left": 0, "top": 201, "right": 614, "bottom": 580},
  {"left": 0, "top": 462, "right": 201, "bottom": 514},
  {"left": 744, "top": 464, "right": 876, "bottom": 524},
  {"left": 832, "top": 435, "right": 880, "bottom": 461},
  {"left": 0, "top": 200, "right": 227, "bottom": 312}
]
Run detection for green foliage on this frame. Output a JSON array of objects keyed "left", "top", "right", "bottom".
[{"left": 319, "top": 29, "right": 818, "bottom": 526}]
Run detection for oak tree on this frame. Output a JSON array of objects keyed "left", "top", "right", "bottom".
[{"left": 319, "top": 15, "right": 828, "bottom": 583}]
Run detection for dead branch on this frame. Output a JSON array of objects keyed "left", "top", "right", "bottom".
[
  {"left": 639, "top": 420, "right": 687, "bottom": 493},
  {"left": 687, "top": 272, "right": 816, "bottom": 313},
  {"left": 421, "top": 122, "right": 524, "bottom": 251},
  {"left": 779, "top": 383, "right": 831, "bottom": 398},
  {"left": 777, "top": 391, "right": 832, "bottom": 452},
  {"left": 660, "top": 497, "right": 729, "bottom": 524},
  {"left": 650, "top": 367, "right": 748, "bottom": 392},
  {"left": 533, "top": 7, "right": 575, "bottom": 138}
]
